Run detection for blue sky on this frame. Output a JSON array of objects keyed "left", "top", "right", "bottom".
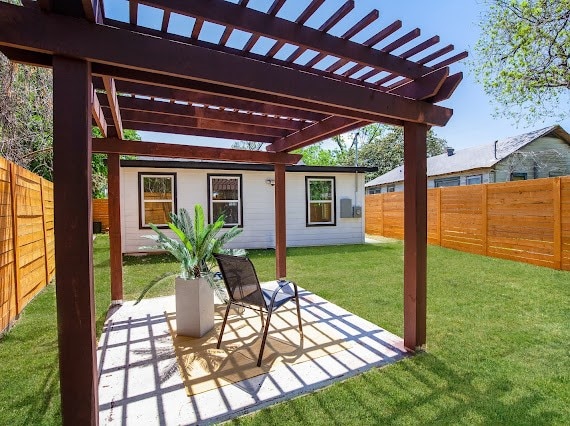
[{"left": 104, "top": 0, "right": 570, "bottom": 151}]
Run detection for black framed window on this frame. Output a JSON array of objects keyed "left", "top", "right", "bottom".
[
  {"left": 208, "top": 175, "right": 242, "bottom": 227},
  {"left": 386, "top": 184, "right": 396, "bottom": 192},
  {"left": 139, "top": 173, "right": 176, "bottom": 228},
  {"left": 434, "top": 176, "right": 460, "bottom": 187},
  {"left": 510, "top": 172, "right": 527, "bottom": 181},
  {"left": 466, "top": 174, "right": 482, "bottom": 185},
  {"left": 306, "top": 177, "right": 336, "bottom": 226}
]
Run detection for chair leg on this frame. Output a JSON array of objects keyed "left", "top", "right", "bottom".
[
  {"left": 295, "top": 289, "right": 303, "bottom": 336},
  {"left": 217, "top": 303, "right": 232, "bottom": 349},
  {"left": 257, "top": 310, "right": 273, "bottom": 367}
]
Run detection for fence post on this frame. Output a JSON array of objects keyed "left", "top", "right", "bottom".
[
  {"left": 380, "top": 194, "right": 384, "bottom": 236},
  {"left": 553, "top": 177, "right": 562, "bottom": 270},
  {"left": 40, "top": 179, "right": 50, "bottom": 288},
  {"left": 482, "top": 184, "right": 488, "bottom": 256},
  {"left": 436, "top": 188, "right": 442, "bottom": 246},
  {"left": 9, "top": 163, "right": 21, "bottom": 315}
]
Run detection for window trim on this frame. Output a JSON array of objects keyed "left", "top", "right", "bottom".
[
  {"left": 465, "top": 174, "right": 483, "bottom": 185},
  {"left": 386, "top": 184, "right": 396, "bottom": 192},
  {"left": 434, "top": 176, "right": 460, "bottom": 188},
  {"left": 207, "top": 174, "right": 243, "bottom": 228},
  {"left": 510, "top": 172, "right": 527, "bottom": 181},
  {"left": 305, "top": 176, "right": 336, "bottom": 227},
  {"left": 138, "top": 172, "right": 177, "bottom": 229}
]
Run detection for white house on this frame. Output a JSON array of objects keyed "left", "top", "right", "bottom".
[
  {"left": 365, "top": 125, "right": 570, "bottom": 193},
  {"left": 120, "top": 159, "right": 376, "bottom": 253}
]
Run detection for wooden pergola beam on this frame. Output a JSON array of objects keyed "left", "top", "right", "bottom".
[
  {"left": 0, "top": 4, "right": 453, "bottom": 126},
  {"left": 104, "top": 80, "right": 326, "bottom": 122},
  {"left": 118, "top": 121, "right": 277, "bottom": 142},
  {"left": 389, "top": 67, "right": 449, "bottom": 100},
  {"left": 53, "top": 55, "right": 98, "bottom": 426},
  {"left": 428, "top": 72, "right": 463, "bottom": 103},
  {"left": 267, "top": 117, "right": 371, "bottom": 152},
  {"left": 403, "top": 122, "right": 428, "bottom": 350},
  {"left": 98, "top": 95, "right": 305, "bottom": 130},
  {"left": 116, "top": 109, "right": 290, "bottom": 138},
  {"left": 141, "top": 0, "right": 429, "bottom": 79},
  {"left": 91, "top": 85, "right": 107, "bottom": 137},
  {"left": 102, "top": 76, "right": 124, "bottom": 139},
  {"left": 93, "top": 138, "right": 301, "bottom": 164}
]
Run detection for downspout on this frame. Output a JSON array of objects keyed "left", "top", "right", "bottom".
[{"left": 353, "top": 131, "right": 360, "bottom": 212}]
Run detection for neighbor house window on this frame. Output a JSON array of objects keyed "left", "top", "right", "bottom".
[
  {"left": 306, "top": 177, "right": 335, "bottom": 226},
  {"left": 549, "top": 171, "right": 564, "bottom": 177},
  {"left": 434, "top": 176, "right": 460, "bottom": 187},
  {"left": 139, "top": 173, "right": 176, "bottom": 228},
  {"left": 386, "top": 184, "right": 395, "bottom": 192},
  {"left": 208, "top": 175, "right": 242, "bottom": 227},
  {"left": 510, "top": 172, "right": 527, "bottom": 181},
  {"left": 466, "top": 174, "right": 483, "bottom": 185}
]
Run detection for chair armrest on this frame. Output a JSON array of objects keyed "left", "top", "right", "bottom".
[{"left": 267, "top": 279, "right": 297, "bottom": 309}]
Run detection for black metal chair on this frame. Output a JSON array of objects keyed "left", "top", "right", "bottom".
[{"left": 213, "top": 253, "right": 303, "bottom": 367}]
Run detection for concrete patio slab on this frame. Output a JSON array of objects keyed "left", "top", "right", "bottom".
[{"left": 98, "top": 288, "right": 409, "bottom": 425}]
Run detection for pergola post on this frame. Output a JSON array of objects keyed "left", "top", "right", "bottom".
[
  {"left": 403, "top": 122, "right": 428, "bottom": 350},
  {"left": 274, "top": 163, "right": 287, "bottom": 278},
  {"left": 53, "top": 57, "right": 98, "bottom": 425},
  {"left": 108, "top": 153, "right": 123, "bottom": 303}
]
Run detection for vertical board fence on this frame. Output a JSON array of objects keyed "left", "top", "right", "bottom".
[
  {"left": 365, "top": 177, "right": 570, "bottom": 271},
  {"left": 0, "top": 157, "right": 55, "bottom": 333},
  {"left": 92, "top": 198, "right": 109, "bottom": 231}
]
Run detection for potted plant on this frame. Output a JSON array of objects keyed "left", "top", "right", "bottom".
[{"left": 141, "top": 204, "right": 242, "bottom": 337}]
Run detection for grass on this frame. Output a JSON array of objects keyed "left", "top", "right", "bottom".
[{"left": 0, "top": 236, "right": 569, "bottom": 425}]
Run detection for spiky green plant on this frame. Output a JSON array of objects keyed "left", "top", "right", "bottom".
[{"left": 141, "top": 204, "right": 243, "bottom": 280}]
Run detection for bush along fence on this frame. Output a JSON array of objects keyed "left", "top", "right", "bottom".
[
  {"left": 0, "top": 157, "right": 55, "bottom": 333},
  {"left": 365, "top": 177, "right": 570, "bottom": 271}
]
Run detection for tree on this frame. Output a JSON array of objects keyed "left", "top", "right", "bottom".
[
  {"left": 474, "top": 0, "right": 570, "bottom": 123},
  {"left": 293, "top": 142, "right": 338, "bottom": 165},
  {"left": 230, "top": 141, "right": 263, "bottom": 150},
  {"left": 336, "top": 124, "right": 447, "bottom": 180},
  {"left": 0, "top": 54, "right": 53, "bottom": 179}
]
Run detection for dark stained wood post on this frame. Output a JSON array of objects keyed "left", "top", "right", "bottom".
[
  {"left": 403, "top": 122, "right": 428, "bottom": 350},
  {"left": 108, "top": 153, "right": 123, "bottom": 302},
  {"left": 274, "top": 163, "right": 287, "bottom": 278},
  {"left": 53, "top": 56, "right": 99, "bottom": 426}
]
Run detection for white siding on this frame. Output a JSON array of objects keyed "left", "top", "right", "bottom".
[{"left": 120, "top": 167, "right": 366, "bottom": 253}]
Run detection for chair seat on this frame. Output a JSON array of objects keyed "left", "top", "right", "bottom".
[{"left": 262, "top": 288, "right": 295, "bottom": 310}]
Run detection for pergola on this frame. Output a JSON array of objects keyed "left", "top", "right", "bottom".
[{"left": 0, "top": 0, "right": 466, "bottom": 424}]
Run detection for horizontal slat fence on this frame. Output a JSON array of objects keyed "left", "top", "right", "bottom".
[
  {"left": 93, "top": 198, "right": 109, "bottom": 231},
  {"left": 365, "top": 177, "right": 570, "bottom": 271},
  {"left": 0, "top": 157, "right": 55, "bottom": 333}
]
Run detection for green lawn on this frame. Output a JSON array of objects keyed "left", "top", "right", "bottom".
[{"left": 0, "top": 236, "right": 568, "bottom": 425}]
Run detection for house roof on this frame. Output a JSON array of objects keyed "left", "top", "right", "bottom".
[
  {"left": 121, "top": 159, "right": 377, "bottom": 174},
  {"left": 365, "top": 124, "right": 570, "bottom": 187}
]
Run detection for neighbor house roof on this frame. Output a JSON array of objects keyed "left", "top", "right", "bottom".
[{"left": 365, "top": 124, "right": 570, "bottom": 187}]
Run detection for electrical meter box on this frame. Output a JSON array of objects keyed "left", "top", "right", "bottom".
[
  {"left": 353, "top": 206, "right": 362, "bottom": 218},
  {"left": 340, "top": 198, "right": 353, "bottom": 218}
]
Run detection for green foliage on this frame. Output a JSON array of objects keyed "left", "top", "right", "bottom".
[
  {"left": 293, "top": 142, "right": 338, "bottom": 166},
  {"left": 474, "top": 0, "right": 570, "bottom": 123},
  {"left": 0, "top": 56, "right": 53, "bottom": 179},
  {"left": 138, "top": 204, "right": 243, "bottom": 301},
  {"left": 91, "top": 128, "right": 140, "bottom": 198},
  {"left": 336, "top": 124, "right": 447, "bottom": 180}
]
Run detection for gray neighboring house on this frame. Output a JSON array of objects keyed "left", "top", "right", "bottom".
[{"left": 365, "top": 125, "right": 570, "bottom": 194}]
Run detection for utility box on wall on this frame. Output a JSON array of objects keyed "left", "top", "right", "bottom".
[
  {"left": 353, "top": 206, "right": 362, "bottom": 218},
  {"left": 340, "top": 198, "right": 353, "bottom": 218}
]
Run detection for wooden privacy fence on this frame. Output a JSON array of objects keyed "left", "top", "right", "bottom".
[
  {"left": 0, "top": 157, "right": 55, "bottom": 333},
  {"left": 93, "top": 198, "right": 109, "bottom": 231},
  {"left": 365, "top": 177, "right": 570, "bottom": 271}
]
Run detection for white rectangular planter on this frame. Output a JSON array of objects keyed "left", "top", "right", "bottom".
[{"left": 175, "top": 276, "right": 214, "bottom": 338}]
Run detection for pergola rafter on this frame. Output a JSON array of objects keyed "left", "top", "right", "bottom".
[{"left": 0, "top": 1, "right": 468, "bottom": 424}]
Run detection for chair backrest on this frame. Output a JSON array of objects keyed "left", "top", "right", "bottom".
[{"left": 213, "top": 253, "right": 266, "bottom": 309}]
